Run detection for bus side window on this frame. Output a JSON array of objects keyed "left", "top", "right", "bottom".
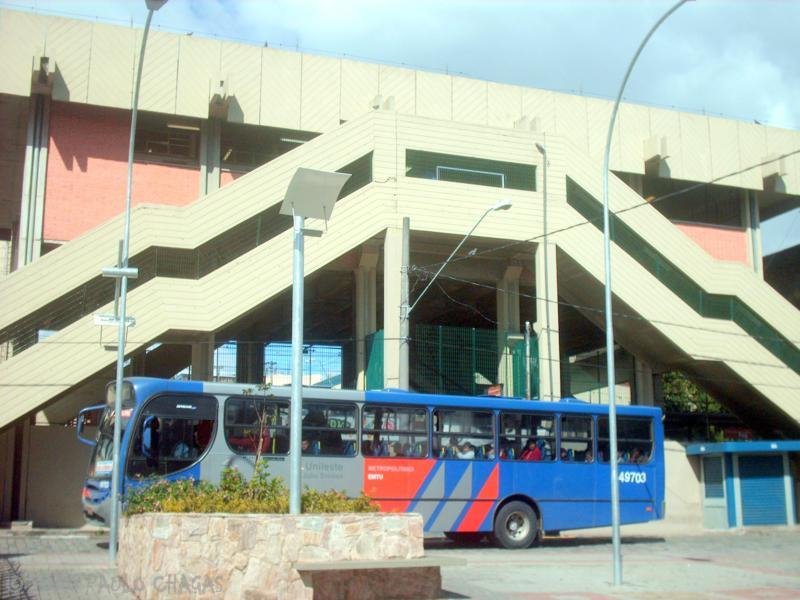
[
  {"left": 224, "top": 397, "right": 289, "bottom": 456},
  {"left": 560, "top": 415, "right": 593, "bottom": 463},
  {"left": 361, "top": 406, "right": 428, "bottom": 458},
  {"left": 499, "top": 411, "right": 555, "bottom": 461},
  {"left": 597, "top": 417, "right": 653, "bottom": 464},
  {"left": 433, "top": 409, "right": 493, "bottom": 460},
  {"left": 302, "top": 402, "right": 357, "bottom": 457}
]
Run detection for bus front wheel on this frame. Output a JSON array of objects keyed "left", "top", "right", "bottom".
[{"left": 493, "top": 501, "right": 538, "bottom": 549}]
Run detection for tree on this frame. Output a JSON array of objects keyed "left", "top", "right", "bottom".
[{"left": 660, "top": 371, "right": 726, "bottom": 414}]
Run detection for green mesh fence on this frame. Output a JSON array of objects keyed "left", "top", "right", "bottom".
[
  {"left": 406, "top": 150, "right": 536, "bottom": 191},
  {"left": 511, "top": 335, "right": 540, "bottom": 398},
  {"left": 365, "top": 330, "right": 384, "bottom": 390},
  {"left": 566, "top": 177, "right": 800, "bottom": 374},
  {"left": 1, "top": 152, "right": 373, "bottom": 358},
  {"left": 361, "top": 324, "right": 538, "bottom": 397}
]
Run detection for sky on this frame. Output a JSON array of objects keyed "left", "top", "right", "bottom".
[{"left": 3, "top": 0, "right": 799, "bottom": 252}]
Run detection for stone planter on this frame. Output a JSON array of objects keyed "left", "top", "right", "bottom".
[{"left": 118, "top": 512, "right": 425, "bottom": 599}]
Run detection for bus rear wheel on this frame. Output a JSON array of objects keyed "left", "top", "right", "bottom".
[{"left": 493, "top": 501, "right": 538, "bottom": 549}]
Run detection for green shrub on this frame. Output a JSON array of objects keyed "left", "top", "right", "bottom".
[{"left": 125, "top": 460, "right": 378, "bottom": 515}]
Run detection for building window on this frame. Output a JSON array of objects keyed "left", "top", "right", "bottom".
[
  {"left": 134, "top": 113, "right": 199, "bottom": 165},
  {"left": 406, "top": 149, "right": 535, "bottom": 191},
  {"left": 220, "top": 123, "right": 319, "bottom": 172}
]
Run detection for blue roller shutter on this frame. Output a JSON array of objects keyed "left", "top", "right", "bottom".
[{"left": 738, "top": 455, "right": 787, "bottom": 526}]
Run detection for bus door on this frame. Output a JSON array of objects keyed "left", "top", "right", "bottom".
[
  {"left": 550, "top": 414, "right": 597, "bottom": 530},
  {"left": 498, "top": 411, "right": 559, "bottom": 514},
  {"left": 425, "top": 408, "right": 497, "bottom": 534}
]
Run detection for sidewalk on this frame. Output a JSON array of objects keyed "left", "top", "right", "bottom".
[{"left": 0, "top": 529, "right": 133, "bottom": 599}]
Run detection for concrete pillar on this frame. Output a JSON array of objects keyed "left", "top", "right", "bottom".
[
  {"left": 355, "top": 247, "right": 378, "bottom": 390},
  {"left": 191, "top": 334, "right": 215, "bottom": 381},
  {"left": 199, "top": 118, "right": 222, "bottom": 196},
  {"left": 236, "top": 338, "right": 265, "bottom": 384},
  {"left": 0, "top": 426, "right": 14, "bottom": 522},
  {"left": 744, "top": 190, "right": 763, "bottom": 277},
  {"left": 383, "top": 226, "right": 402, "bottom": 389},
  {"left": 10, "top": 418, "right": 31, "bottom": 521},
  {"left": 634, "top": 357, "right": 655, "bottom": 406},
  {"left": 497, "top": 266, "right": 522, "bottom": 393},
  {"left": 535, "top": 242, "right": 561, "bottom": 401},
  {"left": 16, "top": 95, "right": 50, "bottom": 268}
]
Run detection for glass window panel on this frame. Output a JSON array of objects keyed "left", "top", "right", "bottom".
[
  {"left": 361, "top": 406, "right": 429, "bottom": 458},
  {"left": 560, "top": 415, "right": 594, "bottom": 463},
  {"left": 127, "top": 395, "right": 217, "bottom": 478},
  {"left": 433, "top": 409, "right": 494, "bottom": 460},
  {"left": 499, "top": 412, "right": 555, "bottom": 461},
  {"left": 224, "top": 396, "right": 290, "bottom": 455},
  {"left": 302, "top": 402, "right": 358, "bottom": 456},
  {"left": 598, "top": 417, "right": 653, "bottom": 464}
]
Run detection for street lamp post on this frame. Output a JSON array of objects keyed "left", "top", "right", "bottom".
[
  {"left": 535, "top": 143, "right": 555, "bottom": 402},
  {"left": 280, "top": 168, "right": 351, "bottom": 515},
  {"left": 601, "top": 0, "right": 691, "bottom": 585},
  {"left": 106, "top": 0, "right": 168, "bottom": 563},
  {"left": 399, "top": 199, "right": 512, "bottom": 389}
]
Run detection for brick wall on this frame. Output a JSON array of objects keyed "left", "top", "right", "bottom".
[
  {"left": 675, "top": 221, "right": 750, "bottom": 266},
  {"left": 220, "top": 169, "right": 244, "bottom": 187},
  {"left": 43, "top": 102, "right": 200, "bottom": 243}
]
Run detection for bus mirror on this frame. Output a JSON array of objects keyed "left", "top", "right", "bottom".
[{"left": 77, "top": 404, "right": 105, "bottom": 446}]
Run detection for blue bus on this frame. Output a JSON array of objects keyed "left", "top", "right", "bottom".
[{"left": 79, "top": 377, "right": 665, "bottom": 548}]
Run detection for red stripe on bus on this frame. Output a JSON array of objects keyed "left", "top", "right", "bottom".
[
  {"left": 376, "top": 499, "right": 412, "bottom": 513},
  {"left": 363, "top": 458, "right": 436, "bottom": 503},
  {"left": 457, "top": 464, "right": 499, "bottom": 532}
]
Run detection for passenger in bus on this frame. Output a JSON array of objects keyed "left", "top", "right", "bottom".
[
  {"left": 141, "top": 416, "right": 160, "bottom": 468},
  {"left": 560, "top": 447, "right": 568, "bottom": 461},
  {"left": 584, "top": 450, "right": 594, "bottom": 463},
  {"left": 456, "top": 442, "right": 475, "bottom": 459},
  {"left": 390, "top": 442, "right": 404, "bottom": 457},
  {"left": 520, "top": 439, "right": 542, "bottom": 460},
  {"left": 485, "top": 444, "right": 495, "bottom": 459},
  {"left": 630, "top": 448, "right": 643, "bottom": 463},
  {"left": 171, "top": 438, "right": 197, "bottom": 460},
  {"left": 448, "top": 436, "right": 460, "bottom": 456}
]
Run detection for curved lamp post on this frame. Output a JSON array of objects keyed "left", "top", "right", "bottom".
[
  {"left": 602, "top": 0, "right": 692, "bottom": 585},
  {"left": 408, "top": 198, "right": 512, "bottom": 315},
  {"left": 106, "top": 0, "right": 168, "bottom": 563},
  {"left": 399, "top": 199, "right": 512, "bottom": 389}
]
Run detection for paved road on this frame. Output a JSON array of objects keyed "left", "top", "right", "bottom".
[
  {"left": 1, "top": 527, "right": 798, "bottom": 598},
  {"left": 431, "top": 528, "right": 800, "bottom": 599}
]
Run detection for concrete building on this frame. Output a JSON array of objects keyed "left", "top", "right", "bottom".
[{"left": 0, "top": 8, "right": 798, "bottom": 527}]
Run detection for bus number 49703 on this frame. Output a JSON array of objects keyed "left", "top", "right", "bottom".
[{"left": 618, "top": 471, "right": 647, "bottom": 484}]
